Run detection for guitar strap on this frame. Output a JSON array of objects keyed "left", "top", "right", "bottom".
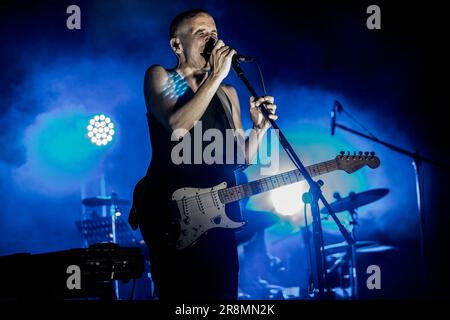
[
  {"left": 216, "top": 86, "right": 236, "bottom": 131},
  {"left": 216, "top": 86, "right": 250, "bottom": 170}
]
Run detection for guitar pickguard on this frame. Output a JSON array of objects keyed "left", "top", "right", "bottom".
[{"left": 171, "top": 182, "right": 246, "bottom": 250}]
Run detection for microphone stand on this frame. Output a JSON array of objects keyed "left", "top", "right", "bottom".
[
  {"left": 332, "top": 104, "right": 450, "bottom": 293},
  {"left": 232, "top": 61, "right": 355, "bottom": 299}
]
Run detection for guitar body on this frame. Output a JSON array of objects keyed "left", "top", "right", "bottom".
[
  {"left": 171, "top": 182, "right": 246, "bottom": 250},
  {"left": 133, "top": 152, "right": 380, "bottom": 251}
]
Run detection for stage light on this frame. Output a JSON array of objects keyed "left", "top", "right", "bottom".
[
  {"left": 87, "top": 114, "right": 115, "bottom": 146},
  {"left": 162, "top": 71, "right": 189, "bottom": 99},
  {"left": 270, "top": 182, "right": 308, "bottom": 217}
]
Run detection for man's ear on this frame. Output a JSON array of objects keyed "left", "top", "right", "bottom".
[{"left": 170, "top": 37, "right": 183, "bottom": 56}]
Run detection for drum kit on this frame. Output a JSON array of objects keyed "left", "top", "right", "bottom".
[
  {"left": 76, "top": 187, "right": 395, "bottom": 300},
  {"left": 77, "top": 192, "right": 152, "bottom": 300},
  {"left": 77, "top": 192, "right": 142, "bottom": 246},
  {"left": 236, "top": 187, "right": 397, "bottom": 300}
]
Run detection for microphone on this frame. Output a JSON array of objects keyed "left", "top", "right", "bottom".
[
  {"left": 202, "top": 38, "right": 255, "bottom": 63},
  {"left": 232, "top": 54, "right": 255, "bottom": 63},
  {"left": 331, "top": 102, "right": 337, "bottom": 136},
  {"left": 331, "top": 100, "right": 343, "bottom": 136}
]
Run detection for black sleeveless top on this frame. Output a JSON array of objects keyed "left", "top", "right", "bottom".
[{"left": 132, "top": 70, "right": 242, "bottom": 244}]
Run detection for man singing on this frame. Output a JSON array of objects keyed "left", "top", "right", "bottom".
[{"left": 129, "top": 9, "right": 278, "bottom": 300}]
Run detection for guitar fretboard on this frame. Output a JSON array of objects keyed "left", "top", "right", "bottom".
[{"left": 218, "top": 159, "right": 338, "bottom": 204}]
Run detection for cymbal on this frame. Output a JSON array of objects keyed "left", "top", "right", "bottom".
[
  {"left": 321, "top": 188, "right": 389, "bottom": 214},
  {"left": 324, "top": 240, "right": 379, "bottom": 255},
  {"left": 328, "top": 244, "right": 397, "bottom": 258},
  {"left": 356, "top": 245, "right": 397, "bottom": 254},
  {"left": 82, "top": 196, "right": 131, "bottom": 207}
]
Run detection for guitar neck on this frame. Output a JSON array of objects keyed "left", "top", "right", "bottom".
[{"left": 218, "top": 159, "right": 338, "bottom": 204}]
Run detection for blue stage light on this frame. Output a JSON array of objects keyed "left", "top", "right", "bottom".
[
  {"left": 87, "top": 114, "right": 115, "bottom": 146},
  {"left": 162, "top": 71, "right": 189, "bottom": 99},
  {"left": 270, "top": 183, "right": 308, "bottom": 217}
]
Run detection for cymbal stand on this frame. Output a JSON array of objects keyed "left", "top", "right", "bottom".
[
  {"left": 109, "top": 200, "right": 121, "bottom": 299},
  {"left": 347, "top": 206, "right": 359, "bottom": 300}
]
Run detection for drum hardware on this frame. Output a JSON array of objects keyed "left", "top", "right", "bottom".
[
  {"left": 81, "top": 194, "right": 131, "bottom": 207},
  {"left": 324, "top": 241, "right": 379, "bottom": 255},
  {"left": 320, "top": 188, "right": 390, "bottom": 299},
  {"left": 320, "top": 189, "right": 389, "bottom": 214},
  {"left": 237, "top": 187, "right": 393, "bottom": 300},
  {"left": 79, "top": 192, "right": 135, "bottom": 247},
  {"left": 79, "top": 192, "right": 152, "bottom": 299}
]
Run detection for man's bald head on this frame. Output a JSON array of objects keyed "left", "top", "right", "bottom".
[
  {"left": 169, "top": 9, "right": 211, "bottom": 39},
  {"left": 169, "top": 9, "right": 212, "bottom": 40}
]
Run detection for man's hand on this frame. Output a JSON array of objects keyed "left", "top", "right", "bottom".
[
  {"left": 250, "top": 96, "right": 278, "bottom": 130},
  {"left": 209, "top": 39, "right": 236, "bottom": 81}
]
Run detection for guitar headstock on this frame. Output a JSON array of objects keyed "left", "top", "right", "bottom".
[{"left": 335, "top": 151, "right": 380, "bottom": 174}]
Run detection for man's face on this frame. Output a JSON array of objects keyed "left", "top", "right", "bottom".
[{"left": 177, "top": 14, "right": 218, "bottom": 70}]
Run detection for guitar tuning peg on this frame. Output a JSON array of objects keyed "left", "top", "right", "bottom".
[
  {"left": 364, "top": 151, "right": 369, "bottom": 156},
  {"left": 347, "top": 151, "right": 350, "bottom": 156},
  {"left": 370, "top": 152, "right": 375, "bottom": 156},
  {"left": 340, "top": 151, "right": 345, "bottom": 155},
  {"left": 358, "top": 151, "right": 363, "bottom": 155}
]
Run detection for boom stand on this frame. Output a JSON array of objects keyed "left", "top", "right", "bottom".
[
  {"left": 232, "top": 61, "right": 355, "bottom": 299},
  {"left": 333, "top": 107, "right": 450, "bottom": 290}
]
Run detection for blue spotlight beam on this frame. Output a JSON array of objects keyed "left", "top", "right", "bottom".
[{"left": 232, "top": 60, "right": 354, "bottom": 300}]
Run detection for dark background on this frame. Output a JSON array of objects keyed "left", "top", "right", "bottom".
[{"left": 1, "top": 0, "right": 449, "bottom": 299}]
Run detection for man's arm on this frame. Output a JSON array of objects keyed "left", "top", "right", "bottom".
[
  {"left": 144, "top": 65, "right": 222, "bottom": 139},
  {"left": 144, "top": 40, "right": 236, "bottom": 139},
  {"left": 222, "top": 85, "right": 276, "bottom": 164}
]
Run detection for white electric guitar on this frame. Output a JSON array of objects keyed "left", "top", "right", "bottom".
[{"left": 171, "top": 151, "right": 380, "bottom": 250}]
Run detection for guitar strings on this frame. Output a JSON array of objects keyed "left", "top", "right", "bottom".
[{"left": 177, "top": 159, "right": 344, "bottom": 208}]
